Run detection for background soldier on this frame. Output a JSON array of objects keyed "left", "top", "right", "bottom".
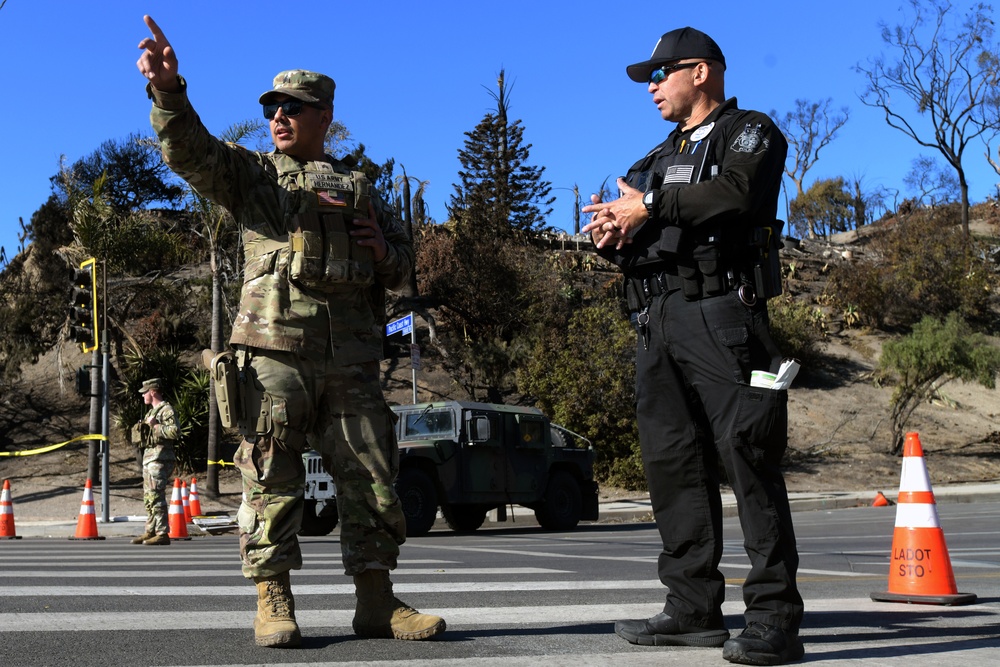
[
  {"left": 131, "top": 378, "right": 177, "bottom": 546},
  {"left": 136, "top": 15, "right": 444, "bottom": 649}
]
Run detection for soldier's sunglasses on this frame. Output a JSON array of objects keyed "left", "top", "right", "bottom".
[
  {"left": 649, "top": 62, "right": 703, "bottom": 85},
  {"left": 262, "top": 99, "right": 324, "bottom": 120}
]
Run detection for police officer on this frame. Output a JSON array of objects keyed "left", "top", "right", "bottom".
[
  {"left": 131, "top": 378, "right": 177, "bottom": 546},
  {"left": 582, "top": 27, "right": 804, "bottom": 665},
  {"left": 136, "top": 15, "right": 444, "bottom": 648}
]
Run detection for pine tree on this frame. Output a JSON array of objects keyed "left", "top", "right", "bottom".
[{"left": 448, "top": 69, "right": 554, "bottom": 238}]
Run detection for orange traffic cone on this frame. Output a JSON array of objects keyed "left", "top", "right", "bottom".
[
  {"left": 181, "top": 480, "right": 192, "bottom": 523},
  {"left": 872, "top": 491, "right": 893, "bottom": 507},
  {"left": 167, "top": 478, "right": 190, "bottom": 540},
  {"left": 1, "top": 479, "right": 22, "bottom": 539},
  {"left": 69, "top": 479, "right": 105, "bottom": 540},
  {"left": 871, "top": 432, "right": 976, "bottom": 605},
  {"left": 188, "top": 477, "right": 203, "bottom": 517}
]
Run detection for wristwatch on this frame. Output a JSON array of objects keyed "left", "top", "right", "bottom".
[{"left": 642, "top": 190, "right": 656, "bottom": 217}]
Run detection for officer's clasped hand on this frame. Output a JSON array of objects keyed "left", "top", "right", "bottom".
[{"left": 581, "top": 178, "right": 647, "bottom": 250}]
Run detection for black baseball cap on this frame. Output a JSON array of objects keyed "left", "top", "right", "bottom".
[{"left": 626, "top": 27, "right": 727, "bottom": 82}]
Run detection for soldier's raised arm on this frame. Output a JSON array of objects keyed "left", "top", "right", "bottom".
[{"left": 136, "top": 15, "right": 180, "bottom": 93}]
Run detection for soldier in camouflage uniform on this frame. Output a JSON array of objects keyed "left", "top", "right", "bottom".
[
  {"left": 136, "top": 15, "right": 445, "bottom": 648},
  {"left": 131, "top": 378, "right": 177, "bottom": 546}
]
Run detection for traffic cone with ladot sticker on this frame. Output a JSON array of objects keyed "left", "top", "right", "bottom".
[
  {"left": 168, "top": 478, "right": 191, "bottom": 540},
  {"left": 870, "top": 432, "right": 976, "bottom": 605},
  {"left": 188, "top": 477, "right": 203, "bottom": 517},
  {"left": 69, "top": 479, "right": 105, "bottom": 540},
  {"left": 1, "top": 479, "right": 22, "bottom": 539}
]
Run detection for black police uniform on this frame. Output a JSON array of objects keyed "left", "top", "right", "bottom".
[{"left": 597, "top": 97, "right": 804, "bottom": 633}]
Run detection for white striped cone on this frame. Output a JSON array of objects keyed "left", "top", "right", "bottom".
[
  {"left": 181, "top": 481, "right": 192, "bottom": 523},
  {"left": 168, "top": 478, "right": 190, "bottom": 539},
  {"left": 870, "top": 432, "right": 975, "bottom": 605},
  {"left": 69, "top": 479, "right": 104, "bottom": 540},
  {"left": 188, "top": 477, "right": 203, "bottom": 517},
  {"left": 1, "top": 479, "right": 21, "bottom": 539}
]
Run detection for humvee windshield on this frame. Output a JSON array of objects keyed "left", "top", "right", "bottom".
[{"left": 402, "top": 408, "right": 456, "bottom": 439}]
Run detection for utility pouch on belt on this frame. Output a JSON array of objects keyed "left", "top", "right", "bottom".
[
  {"left": 288, "top": 170, "right": 375, "bottom": 290},
  {"left": 751, "top": 220, "right": 784, "bottom": 300},
  {"left": 207, "top": 350, "right": 240, "bottom": 429}
]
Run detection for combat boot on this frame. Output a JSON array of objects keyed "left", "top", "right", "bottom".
[
  {"left": 131, "top": 530, "right": 155, "bottom": 544},
  {"left": 252, "top": 571, "right": 301, "bottom": 648},
  {"left": 353, "top": 569, "right": 446, "bottom": 640},
  {"left": 142, "top": 533, "right": 170, "bottom": 545}
]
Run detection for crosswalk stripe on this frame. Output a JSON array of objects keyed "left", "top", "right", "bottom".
[
  {"left": 0, "top": 597, "right": 945, "bottom": 634},
  {"left": 0, "top": 602, "right": 674, "bottom": 632},
  {"left": 0, "top": 567, "right": 569, "bottom": 578},
  {"left": 1, "top": 579, "right": 672, "bottom": 597}
]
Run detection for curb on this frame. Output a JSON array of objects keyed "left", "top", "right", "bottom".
[{"left": 7, "top": 484, "right": 999, "bottom": 538}]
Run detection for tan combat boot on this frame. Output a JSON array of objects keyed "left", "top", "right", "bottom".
[
  {"left": 353, "top": 569, "right": 446, "bottom": 640},
  {"left": 131, "top": 530, "right": 155, "bottom": 544},
  {"left": 252, "top": 571, "right": 301, "bottom": 648},
  {"left": 142, "top": 533, "right": 170, "bottom": 545}
]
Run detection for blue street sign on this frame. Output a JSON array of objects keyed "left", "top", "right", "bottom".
[{"left": 386, "top": 314, "right": 413, "bottom": 337}]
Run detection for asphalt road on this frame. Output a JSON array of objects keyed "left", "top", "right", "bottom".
[{"left": 1, "top": 502, "right": 998, "bottom": 666}]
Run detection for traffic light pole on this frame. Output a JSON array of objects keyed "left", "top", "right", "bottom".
[{"left": 100, "top": 337, "right": 110, "bottom": 524}]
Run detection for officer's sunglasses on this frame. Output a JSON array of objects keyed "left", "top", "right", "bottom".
[
  {"left": 262, "top": 99, "right": 325, "bottom": 120},
  {"left": 649, "top": 61, "right": 704, "bottom": 85}
]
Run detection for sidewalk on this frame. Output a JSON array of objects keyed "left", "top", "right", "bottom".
[{"left": 7, "top": 482, "right": 1000, "bottom": 539}]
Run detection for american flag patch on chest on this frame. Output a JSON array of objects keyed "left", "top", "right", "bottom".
[
  {"left": 663, "top": 164, "right": 695, "bottom": 184},
  {"left": 316, "top": 190, "right": 347, "bottom": 206}
]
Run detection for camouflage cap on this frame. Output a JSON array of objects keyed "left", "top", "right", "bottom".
[
  {"left": 139, "top": 378, "right": 163, "bottom": 394},
  {"left": 258, "top": 70, "right": 336, "bottom": 105}
]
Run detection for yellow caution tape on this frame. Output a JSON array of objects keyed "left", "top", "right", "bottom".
[
  {"left": 0, "top": 433, "right": 107, "bottom": 457},
  {"left": 207, "top": 459, "right": 236, "bottom": 467}
]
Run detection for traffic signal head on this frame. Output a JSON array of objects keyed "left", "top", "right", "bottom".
[{"left": 67, "top": 259, "right": 98, "bottom": 352}]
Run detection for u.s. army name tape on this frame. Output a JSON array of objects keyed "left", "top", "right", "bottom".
[{"left": 0, "top": 433, "right": 107, "bottom": 457}]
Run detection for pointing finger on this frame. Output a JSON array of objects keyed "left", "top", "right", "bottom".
[{"left": 143, "top": 15, "right": 169, "bottom": 46}]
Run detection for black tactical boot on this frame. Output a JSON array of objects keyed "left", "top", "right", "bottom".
[
  {"left": 722, "top": 621, "right": 804, "bottom": 665},
  {"left": 615, "top": 611, "right": 729, "bottom": 647}
]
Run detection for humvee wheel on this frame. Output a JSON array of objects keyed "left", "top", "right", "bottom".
[
  {"left": 396, "top": 468, "right": 439, "bottom": 537},
  {"left": 535, "top": 470, "right": 582, "bottom": 531},
  {"left": 442, "top": 504, "right": 488, "bottom": 533}
]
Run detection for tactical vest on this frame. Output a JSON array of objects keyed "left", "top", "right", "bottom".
[
  {"left": 245, "top": 154, "right": 375, "bottom": 292},
  {"left": 621, "top": 109, "right": 778, "bottom": 302}
]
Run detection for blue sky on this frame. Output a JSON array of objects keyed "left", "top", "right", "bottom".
[{"left": 1, "top": 0, "right": 998, "bottom": 261}]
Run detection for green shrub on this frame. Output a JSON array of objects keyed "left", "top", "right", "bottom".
[
  {"left": 879, "top": 312, "right": 1000, "bottom": 455},
  {"left": 827, "top": 210, "right": 995, "bottom": 330},
  {"left": 768, "top": 295, "right": 826, "bottom": 365},
  {"left": 517, "top": 301, "right": 645, "bottom": 490}
]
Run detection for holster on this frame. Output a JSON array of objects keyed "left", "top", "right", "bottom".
[
  {"left": 751, "top": 220, "right": 784, "bottom": 300},
  {"left": 208, "top": 350, "right": 240, "bottom": 429}
]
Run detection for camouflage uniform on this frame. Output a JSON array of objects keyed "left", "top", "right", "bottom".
[
  {"left": 148, "top": 76, "right": 413, "bottom": 579},
  {"left": 134, "top": 399, "right": 178, "bottom": 536}
]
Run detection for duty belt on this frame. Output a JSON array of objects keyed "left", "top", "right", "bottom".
[{"left": 625, "top": 268, "right": 752, "bottom": 312}]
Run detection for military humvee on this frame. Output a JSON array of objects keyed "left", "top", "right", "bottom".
[{"left": 299, "top": 401, "right": 599, "bottom": 537}]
